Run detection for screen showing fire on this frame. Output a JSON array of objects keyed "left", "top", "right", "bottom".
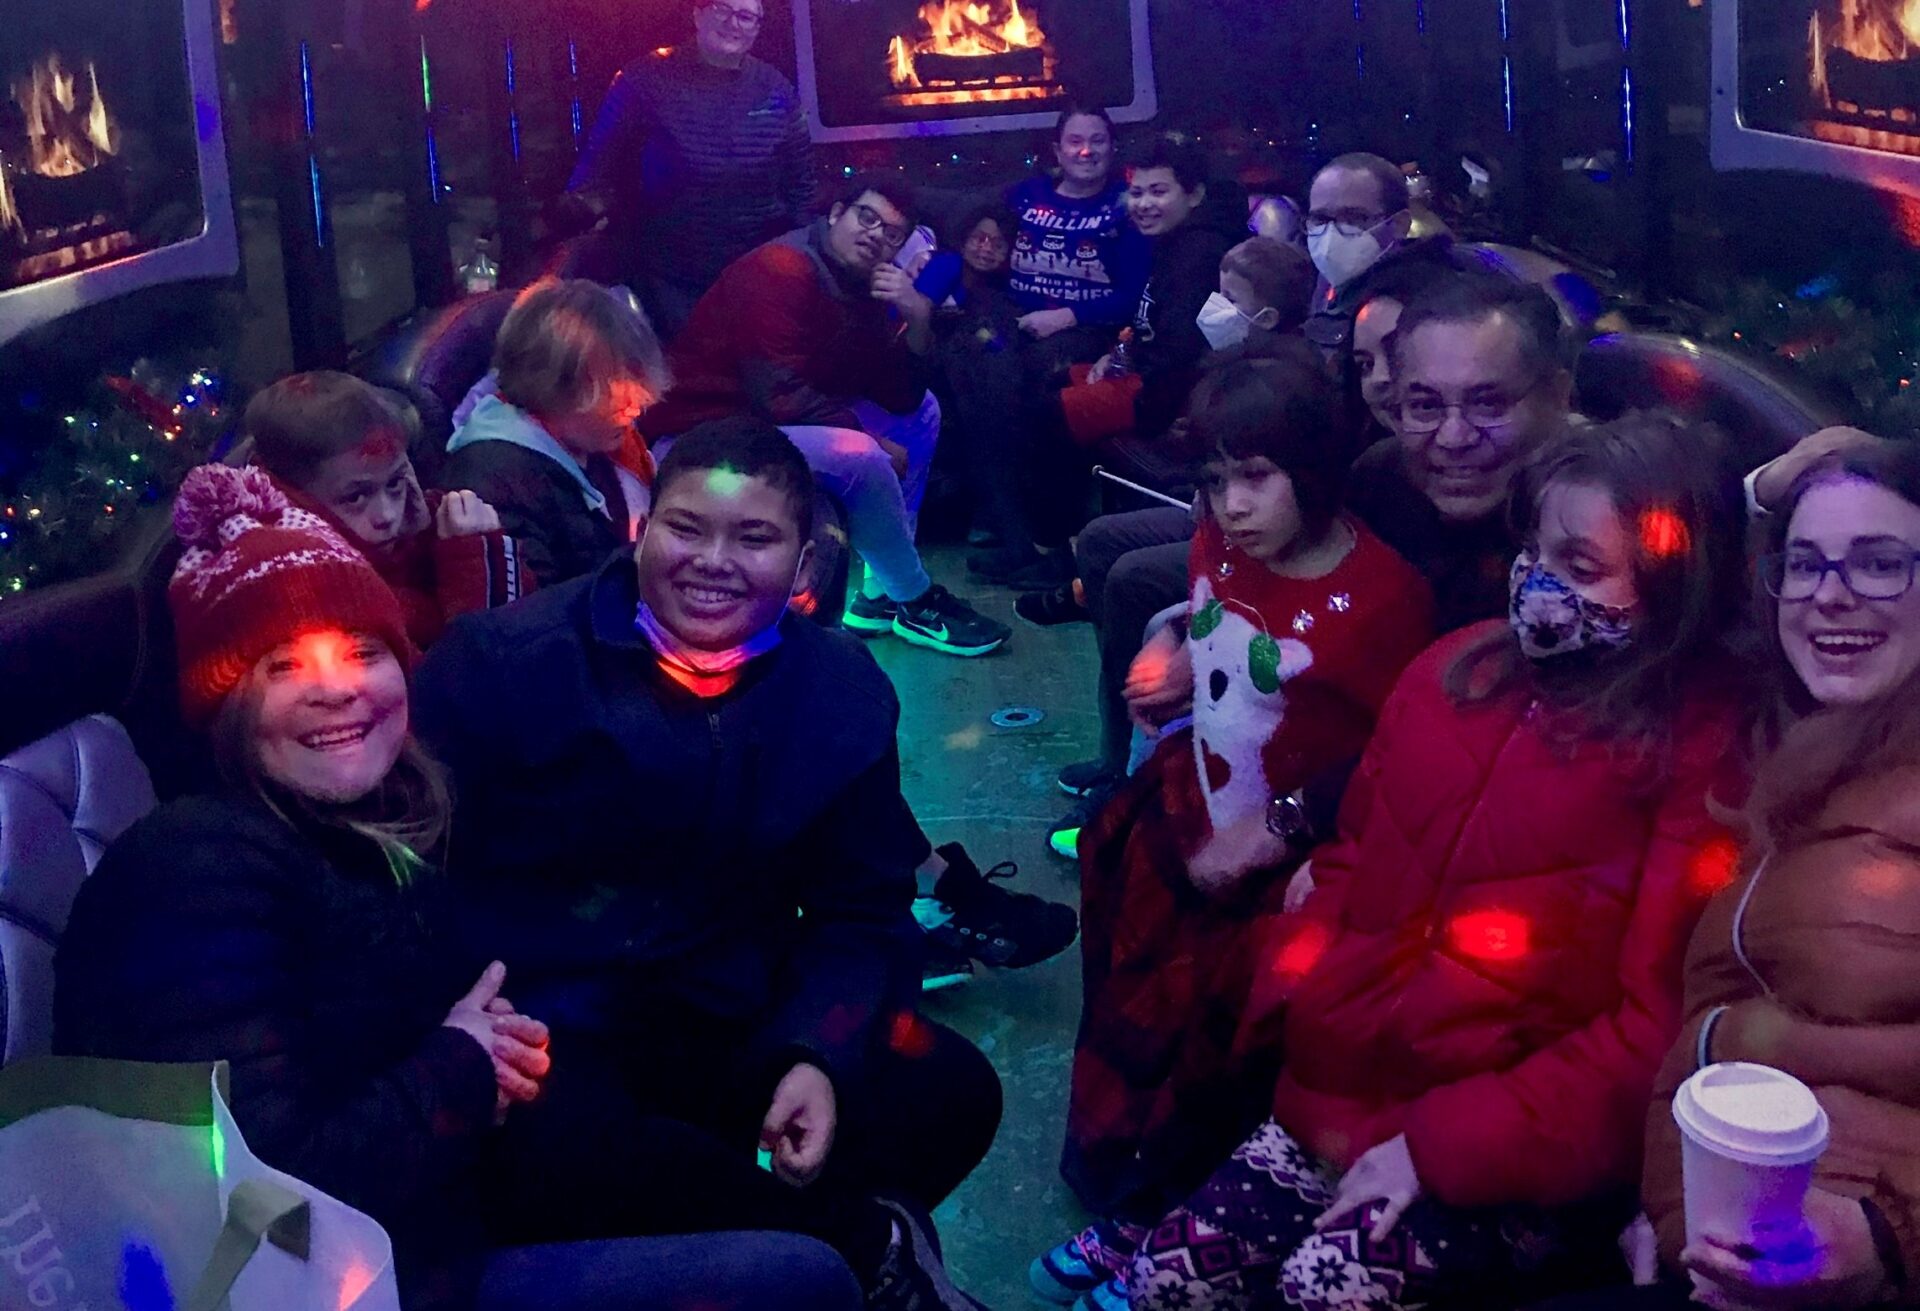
[
  {"left": 0, "top": 0, "right": 208, "bottom": 296},
  {"left": 1743, "top": 0, "right": 1920, "bottom": 157},
  {"left": 799, "top": 0, "right": 1145, "bottom": 139}
]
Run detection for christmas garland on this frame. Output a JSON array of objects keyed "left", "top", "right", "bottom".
[{"left": 1, "top": 362, "right": 230, "bottom": 599}]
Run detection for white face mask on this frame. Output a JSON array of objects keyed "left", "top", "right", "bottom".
[
  {"left": 1308, "top": 222, "right": 1389, "bottom": 288},
  {"left": 1196, "top": 292, "right": 1255, "bottom": 350}
]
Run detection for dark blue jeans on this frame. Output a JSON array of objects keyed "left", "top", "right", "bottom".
[{"left": 478, "top": 1232, "right": 860, "bottom": 1311}]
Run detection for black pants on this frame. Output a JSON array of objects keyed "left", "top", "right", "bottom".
[
  {"left": 483, "top": 1010, "right": 1002, "bottom": 1280},
  {"left": 961, "top": 323, "right": 1115, "bottom": 550},
  {"left": 1074, "top": 507, "right": 1195, "bottom": 771}
]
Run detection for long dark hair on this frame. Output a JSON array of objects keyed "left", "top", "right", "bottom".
[
  {"left": 1445, "top": 410, "right": 1748, "bottom": 785},
  {"left": 1747, "top": 439, "right": 1920, "bottom": 753},
  {"left": 209, "top": 660, "right": 452, "bottom": 881},
  {"left": 1746, "top": 655, "right": 1920, "bottom": 856}
]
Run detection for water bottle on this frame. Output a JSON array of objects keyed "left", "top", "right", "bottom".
[
  {"left": 1107, "top": 328, "right": 1136, "bottom": 378},
  {"left": 459, "top": 236, "right": 500, "bottom": 295}
]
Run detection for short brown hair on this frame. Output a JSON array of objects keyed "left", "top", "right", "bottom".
[
  {"left": 244, "top": 371, "right": 415, "bottom": 486},
  {"left": 493, "top": 278, "right": 670, "bottom": 418},
  {"left": 1220, "top": 237, "right": 1313, "bottom": 331}
]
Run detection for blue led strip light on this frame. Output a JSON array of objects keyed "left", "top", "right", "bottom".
[{"left": 299, "top": 40, "right": 327, "bottom": 246}]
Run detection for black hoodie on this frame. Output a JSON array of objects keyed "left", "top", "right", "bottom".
[{"left": 1129, "top": 179, "right": 1251, "bottom": 436}]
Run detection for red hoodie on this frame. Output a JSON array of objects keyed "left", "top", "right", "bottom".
[{"left": 261, "top": 470, "right": 533, "bottom": 650}]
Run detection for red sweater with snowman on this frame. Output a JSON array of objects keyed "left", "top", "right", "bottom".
[{"left": 1176, "top": 516, "right": 1433, "bottom": 844}]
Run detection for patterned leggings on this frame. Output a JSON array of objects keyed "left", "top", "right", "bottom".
[{"left": 1128, "top": 1120, "right": 1581, "bottom": 1311}]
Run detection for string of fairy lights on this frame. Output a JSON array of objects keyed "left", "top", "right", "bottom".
[{"left": 0, "top": 366, "right": 227, "bottom": 599}]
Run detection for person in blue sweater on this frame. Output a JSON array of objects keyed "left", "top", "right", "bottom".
[{"left": 1005, "top": 105, "right": 1152, "bottom": 373}]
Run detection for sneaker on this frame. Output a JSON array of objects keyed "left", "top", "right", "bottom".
[
  {"left": 1016, "top": 583, "right": 1092, "bottom": 628},
  {"left": 1057, "top": 759, "right": 1120, "bottom": 797},
  {"left": 966, "top": 525, "right": 1002, "bottom": 548},
  {"left": 1072, "top": 1279, "right": 1129, "bottom": 1311},
  {"left": 1047, "top": 789, "right": 1111, "bottom": 862},
  {"left": 926, "top": 842, "right": 1077, "bottom": 969},
  {"left": 1030, "top": 1223, "right": 1140, "bottom": 1305},
  {"left": 919, "top": 932, "right": 975, "bottom": 992},
  {"left": 893, "top": 585, "right": 1010, "bottom": 657},
  {"left": 844, "top": 591, "right": 899, "bottom": 635},
  {"left": 867, "top": 1198, "right": 988, "bottom": 1311}
]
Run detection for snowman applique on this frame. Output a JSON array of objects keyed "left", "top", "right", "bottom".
[{"left": 1189, "top": 575, "right": 1315, "bottom": 833}]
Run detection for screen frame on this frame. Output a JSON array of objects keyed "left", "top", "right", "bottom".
[
  {"left": 1710, "top": 0, "right": 1920, "bottom": 200},
  {"left": 0, "top": 0, "right": 239, "bottom": 346},
  {"left": 792, "top": 0, "right": 1158, "bottom": 143}
]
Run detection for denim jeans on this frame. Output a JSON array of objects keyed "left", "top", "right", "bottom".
[
  {"left": 478, "top": 1232, "right": 861, "bottom": 1311},
  {"left": 781, "top": 392, "right": 943, "bottom": 603}
]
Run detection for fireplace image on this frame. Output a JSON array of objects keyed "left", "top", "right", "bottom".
[
  {"left": 1714, "top": 0, "right": 1920, "bottom": 197},
  {"left": 0, "top": 0, "right": 236, "bottom": 345},
  {"left": 795, "top": 0, "right": 1154, "bottom": 142}
]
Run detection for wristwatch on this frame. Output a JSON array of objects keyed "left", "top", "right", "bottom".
[{"left": 1266, "top": 790, "right": 1313, "bottom": 849}]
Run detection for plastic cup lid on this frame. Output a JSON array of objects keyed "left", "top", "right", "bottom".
[{"left": 1673, "top": 1062, "right": 1829, "bottom": 1166}]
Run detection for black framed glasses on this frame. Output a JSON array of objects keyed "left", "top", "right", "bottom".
[
  {"left": 1764, "top": 544, "right": 1920, "bottom": 601},
  {"left": 1397, "top": 374, "right": 1550, "bottom": 437},
  {"left": 701, "top": 2, "right": 763, "bottom": 31},
  {"left": 1304, "top": 214, "right": 1387, "bottom": 238},
  {"left": 849, "top": 202, "right": 910, "bottom": 251}
]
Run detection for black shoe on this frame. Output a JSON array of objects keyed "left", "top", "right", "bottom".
[
  {"left": 1057, "top": 759, "right": 1121, "bottom": 797},
  {"left": 894, "top": 585, "right": 1010, "bottom": 657},
  {"left": 966, "top": 525, "right": 1002, "bottom": 548},
  {"left": 1000, "top": 552, "right": 1075, "bottom": 591},
  {"left": 918, "top": 930, "right": 975, "bottom": 992},
  {"left": 927, "top": 842, "right": 1077, "bottom": 969},
  {"left": 867, "top": 1199, "right": 988, "bottom": 1311},
  {"left": 966, "top": 542, "right": 1042, "bottom": 582},
  {"left": 1015, "top": 582, "right": 1091, "bottom": 627},
  {"left": 1048, "top": 787, "right": 1116, "bottom": 862},
  {"left": 844, "top": 591, "right": 899, "bottom": 636}
]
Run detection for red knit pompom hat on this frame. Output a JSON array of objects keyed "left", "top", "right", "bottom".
[{"left": 169, "top": 464, "right": 414, "bottom": 728}]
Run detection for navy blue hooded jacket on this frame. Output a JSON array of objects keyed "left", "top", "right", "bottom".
[{"left": 411, "top": 550, "right": 924, "bottom": 1093}]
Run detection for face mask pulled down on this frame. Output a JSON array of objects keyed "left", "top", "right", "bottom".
[
  {"left": 1308, "top": 222, "right": 1390, "bottom": 289},
  {"left": 1508, "top": 551, "right": 1636, "bottom": 661}
]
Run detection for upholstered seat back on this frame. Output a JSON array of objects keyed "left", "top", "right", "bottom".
[
  {"left": 0, "top": 715, "right": 155, "bottom": 1066},
  {"left": 1576, "top": 332, "right": 1845, "bottom": 471}
]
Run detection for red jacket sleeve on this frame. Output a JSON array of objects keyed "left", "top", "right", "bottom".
[
  {"left": 1228, "top": 643, "right": 1425, "bottom": 1062},
  {"left": 430, "top": 529, "right": 533, "bottom": 630},
  {"left": 735, "top": 247, "right": 923, "bottom": 426},
  {"left": 1401, "top": 709, "right": 1742, "bottom": 1209}
]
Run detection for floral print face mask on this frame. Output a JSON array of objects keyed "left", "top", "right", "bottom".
[{"left": 1508, "top": 550, "right": 1636, "bottom": 661}]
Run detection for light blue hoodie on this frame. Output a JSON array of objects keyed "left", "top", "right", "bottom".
[{"left": 446, "top": 379, "right": 608, "bottom": 517}]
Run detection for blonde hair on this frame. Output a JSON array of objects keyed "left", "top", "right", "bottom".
[
  {"left": 210, "top": 663, "right": 452, "bottom": 880},
  {"left": 493, "top": 277, "right": 671, "bottom": 418}
]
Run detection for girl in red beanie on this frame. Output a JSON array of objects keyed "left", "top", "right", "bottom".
[{"left": 53, "top": 464, "right": 861, "bottom": 1311}]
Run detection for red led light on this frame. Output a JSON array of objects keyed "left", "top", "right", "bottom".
[
  {"left": 1638, "top": 507, "right": 1690, "bottom": 559},
  {"left": 888, "top": 1010, "right": 935, "bottom": 1059},
  {"left": 1447, "top": 909, "right": 1530, "bottom": 963},
  {"left": 1272, "top": 921, "right": 1331, "bottom": 979},
  {"left": 1687, "top": 836, "right": 1741, "bottom": 897}
]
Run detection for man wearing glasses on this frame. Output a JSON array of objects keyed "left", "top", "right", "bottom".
[
  {"left": 568, "top": 0, "right": 815, "bottom": 337},
  {"left": 643, "top": 176, "right": 1012, "bottom": 658},
  {"left": 1301, "top": 152, "right": 1463, "bottom": 363},
  {"left": 1350, "top": 274, "right": 1574, "bottom": 631}
]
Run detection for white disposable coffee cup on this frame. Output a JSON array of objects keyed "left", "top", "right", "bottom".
[{"left": 1672, "top": 1062, "right": 1829, "bottom": 1266}]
